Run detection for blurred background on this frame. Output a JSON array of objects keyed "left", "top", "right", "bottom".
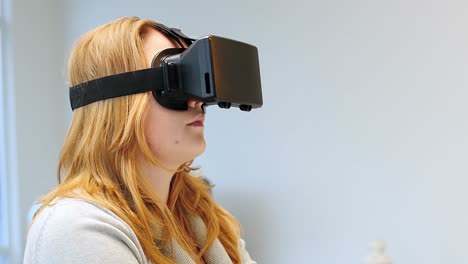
[{"left": 2, "top": 0, "right": 468, "bottom": 263}]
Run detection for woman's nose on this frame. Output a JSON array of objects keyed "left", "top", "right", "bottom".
[{"left": 188, "top": 99, "right": 203, "bottom": 111}]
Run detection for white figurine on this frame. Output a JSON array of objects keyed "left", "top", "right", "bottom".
[{"left": 365, "top": 240, "right": 392, "bottom": 264}]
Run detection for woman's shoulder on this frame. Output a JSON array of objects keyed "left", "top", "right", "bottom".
[
  {"left": 24, "top": 198, "right": 147, "bottom": 264},
  {"left": 33, "top": 198, "right": 130, "bottom": 230},
  {"left": 38, "top": 198, "right": 125, "bottom": 221}
]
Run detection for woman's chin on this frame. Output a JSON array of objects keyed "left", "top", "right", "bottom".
[{"left": 190, "top": 140, "right": 206, "bottom": 159}]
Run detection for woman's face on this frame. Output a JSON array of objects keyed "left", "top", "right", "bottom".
[{"left": 142, "top": 28, "right": 206, "bottom": 169}]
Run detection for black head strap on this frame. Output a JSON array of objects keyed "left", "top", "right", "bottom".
[
  {"left": 69, "top": 67, "right": 164, "bottom": 110},
  {"left": 69, "top": 23, "right": 194, "bottom": 111}
]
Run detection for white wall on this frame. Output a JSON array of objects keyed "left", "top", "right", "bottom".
[
  {"left": 9, "top": 0, "right": 67, "bottom": 262},
  {"left": 10, "top": 0, "right": 468, "bottom": 263}
]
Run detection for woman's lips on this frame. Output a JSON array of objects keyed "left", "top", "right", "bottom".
[
  {"left": 188, "top": 121, "right": 204, "bottom": 127},
  {"left": 188, "top": 114, "right": 205, "bottom": 127}
]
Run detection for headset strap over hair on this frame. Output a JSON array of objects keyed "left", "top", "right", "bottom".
[
  {"left": 69, "top": 67, "right": 164, "bottom": 110},
  {"left": 69, "top": 23, "right": 195, "bottom": 111}
]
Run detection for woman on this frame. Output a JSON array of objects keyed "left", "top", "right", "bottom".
[{"left": 24, "top": 16, "right": 256, "bottom": 264}]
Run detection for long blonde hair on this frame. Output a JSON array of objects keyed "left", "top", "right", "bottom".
[{"left": 33, "top": 16, "right": 241, "bottom": 263}]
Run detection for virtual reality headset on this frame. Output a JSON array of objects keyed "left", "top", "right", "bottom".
[{"left": 69, "top": 23, "right": 263, "bottom": 112}]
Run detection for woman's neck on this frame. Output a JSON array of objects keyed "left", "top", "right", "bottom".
[{"left": 137, "top": 155, "right": 180, "bottom": 204}]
